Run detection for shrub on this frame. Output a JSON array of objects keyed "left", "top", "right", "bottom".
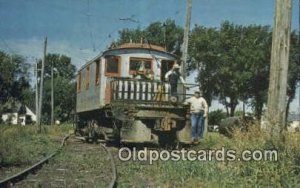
[
  {"left": 132, "top": 125, "right": 300, "bottom": 187},
  {"left": 208, "top": 109, "right": 227, "bottom": 126}
]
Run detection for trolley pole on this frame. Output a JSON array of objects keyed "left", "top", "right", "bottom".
[{"left": 266, "top": 0, "right": 292, "bottom": 134}]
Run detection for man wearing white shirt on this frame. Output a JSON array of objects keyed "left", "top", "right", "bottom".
[{"left": 184, "top": 91, "right": 208, "bottom": 144}]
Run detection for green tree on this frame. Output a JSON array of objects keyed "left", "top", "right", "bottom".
[
  {"left": 117, "top": 19, "right": 184, "bottom": 56},
  {"left": 0, "top": 51, "right": 15, "bottom": 104},
  {"left": 239, "top": 25, "right": 272, "bottom": 119},
  {"left": 208, "top": 109, "right": 227, "bottom": 125},
  {"left": 0, "top": 51, "right": 31, "bottom": 108},
  {"left": 189, "top": 22, "right": 246, "bottom": 116},
  {"left": 38, "top": 53, "right": 76, "bottom": 123},
  {"left": 286, "top": 31, "right": 300, "bottom": 120},
  {"left": 118, "top": 27, "right": 145, "bottom": 45},
  {"left": 188, "top": 25, "right": 220, "bottom": 107},
  {"left": 189, "top": 22, "right": 272, "bottom": 118}
]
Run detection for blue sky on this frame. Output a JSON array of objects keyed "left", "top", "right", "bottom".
[
  {"left": 0, "top": 0, "right": 299, "bottom": 62},
  {"left": 0, "top": 0, "right": 299, "bottom": 112}
]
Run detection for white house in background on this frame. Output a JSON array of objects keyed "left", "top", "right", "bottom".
[
  {"left": 18, "top": 106, "right": 37, "bottom": 126},
  {"left": 26, "top": 106, "right": 36, "bottom": 122},
  {"left": 2, "top": 113, "right": 18, "bottom": 125},
  {"left": 1, "top": 103, "right": 36, "bottom": 126}
]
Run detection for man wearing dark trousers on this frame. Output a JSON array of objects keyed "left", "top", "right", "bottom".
[{"left": 164, "top": 63, "right": 187, "bottom": 97}]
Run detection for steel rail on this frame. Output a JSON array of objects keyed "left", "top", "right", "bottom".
[
  {"left": 74, "top": 136, "right": 117, "bottom": 188},
  {"left": 0, "top": 134, "right": 70, "bottom": 188},
  {"left": 100, "top": 143, "right": 117, "bottom": 188}
]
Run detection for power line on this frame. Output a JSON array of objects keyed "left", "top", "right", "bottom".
[{"left": 86, "top": 0, "right": 96, "bottom": 52}]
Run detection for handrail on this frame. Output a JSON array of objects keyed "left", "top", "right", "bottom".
[
  {"left": 110, "top": 77, "right": 198, "bottom": 86},
  {"left": 109, "top": 78, "right": 197, "bottom": 104}
]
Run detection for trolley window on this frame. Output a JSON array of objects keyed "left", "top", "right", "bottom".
[
  {"left": 129, "top": 57, "right": 152, "bottom": 75},
  {"left": 105, "top": 56, "right": 120, "bottom": 77},
  {"left": 77, "top": 72, "right": 81, "bottom": 92},
  {"left": 86, "top": 65, "right": 90, "bottom": 90},
  {"left": 95, "top": 61, "right": 100, "bottom": 85}
]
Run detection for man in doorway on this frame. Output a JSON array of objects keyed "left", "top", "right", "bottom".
[
  {"left": 184, "top": 91, "right": 208, "bottom": 144},
  {"left": 164, "top": 63, "right": 188, "bottom": 96}
]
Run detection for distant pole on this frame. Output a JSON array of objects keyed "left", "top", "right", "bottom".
[
  {"left": 266, "top": 0, "right": 292, "bottom": 133},
  {"left": 51, "top": 62, "right": 54, "bottom": 126},
  {"left": 181, "top": 0, "right": 192, "bottom": 79},
  {"left": 35, "top": 61, "right": 39, "bottom": 125},
  {"left": 37, "top": 37, "right": 47, "bottom": 132}
]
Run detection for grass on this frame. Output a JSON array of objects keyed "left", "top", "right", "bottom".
[
  {"left": 0, "top": 123, "right": 299, "bottom": 187},
  {"left": 46, "top": 123, "right": 74, "bottom": 136},
  {"left": 0, "top": 124, "right": 73, "bottom": 167},
  {"left": 116, "top": 125, "right": 300, "bottom": 187}
]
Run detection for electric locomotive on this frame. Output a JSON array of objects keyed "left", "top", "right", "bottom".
[{"left": 75, "top": 42, "right": 196, "bottom": 145}]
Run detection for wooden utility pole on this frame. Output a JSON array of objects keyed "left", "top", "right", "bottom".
[
  {"left": 181, "top": 0, "right": 192, "bottom": 79},
  {"left": 51, "top": 63, "right": 54, "bottom": 126},
  {"left": 298, "top": 0, "right": 300, "bottom": 121},
  {"left": 37, "top": 37, "right": 47, "bottom": 132},
  {"left": 35, "top": 61, "right": 39, "bottom": 126},
  {"left": 266, "top": 0, "right": 292, "bottom": 133}
]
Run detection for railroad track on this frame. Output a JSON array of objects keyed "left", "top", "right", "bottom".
[{"left": 0, "top": 135, "right": 117, "bottom": 188}]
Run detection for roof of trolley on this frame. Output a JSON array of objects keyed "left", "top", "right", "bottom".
[
  {"left": 78, "top": 43, "right": 178, "bottom": 71},
  {"left": 117, "top": 43, "right": 166, "bottom": 51}
]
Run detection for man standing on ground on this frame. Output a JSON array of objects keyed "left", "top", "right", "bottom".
[{"left": 184, "top": 91, "right": 208, "bottom": 144}]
